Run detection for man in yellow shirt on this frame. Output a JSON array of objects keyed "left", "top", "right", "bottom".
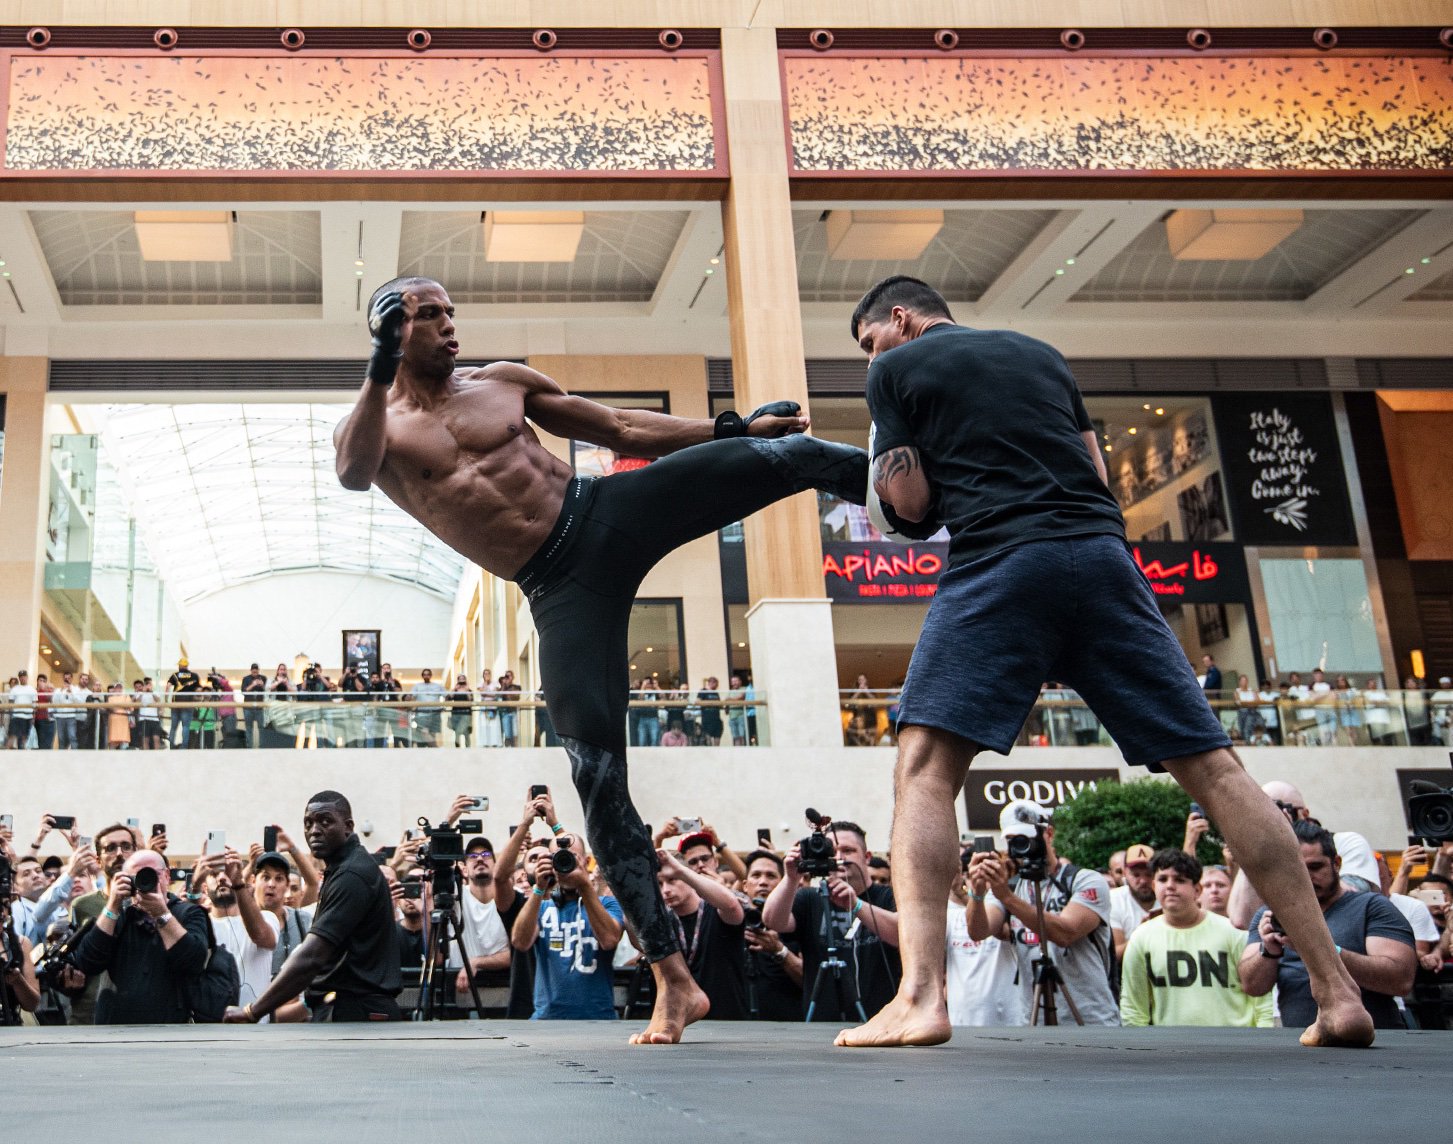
[{"left": 1121, "top": 849, "right": 1273, "bottom": 1028}]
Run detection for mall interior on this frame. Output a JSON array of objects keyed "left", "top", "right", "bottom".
[{"left": 1, "top": 3, "right": 1451, "bottom": 855}]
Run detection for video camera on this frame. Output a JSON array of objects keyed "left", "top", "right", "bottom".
[
  {"left": 1001, "top": 799, "right": 1051, "bottom": 883},
  {"left": 1408, "top": 755, "right": 1453, "bottom": 843},
  {"left": 33, "top": 917, "right": 94, "bottom": 989},
  {"left": 797, "top": 808, "right": 840, "bottom": 878},
  {"left": 414, "top": 816, "right": 483, "bottom": 906}
]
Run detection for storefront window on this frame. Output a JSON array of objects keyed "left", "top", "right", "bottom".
[
  {"left": 1259, "top": 557, "right": 1383, "bottom": 676},
  {"left": 627, "top": 598, "right": 684, "bottom": 689}
]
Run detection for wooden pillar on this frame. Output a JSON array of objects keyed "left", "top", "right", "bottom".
[
  {"left": 0, "top": 357, "right": 50, "bottom": 679},
  {"left": 721, "top": 26, "right": 841, "bottom": 747}
]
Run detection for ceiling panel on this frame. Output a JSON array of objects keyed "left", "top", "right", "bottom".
[
  {"left": 1410, "top": 265, "right": 1453, "bottom": 302},
  {"left": 795, "top": 208, "right": 1057, "bottom": 303},
  {"left": 30, "top": 210, "right": 322, "bottom": 306},
  {"left": 397, "top": 210, "right": 689, "bottom": 303},
  {"left": 1072, "top": 209, "right": 1424, "bottom": 303}
]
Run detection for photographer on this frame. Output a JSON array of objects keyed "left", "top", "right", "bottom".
[
  {"left": 761, "top": 819, "right": 901, "bottom": 1022},
  {"left": 740, "top": 849, "right": 803, "bottom": 1020},
  {"left": 1240, "top": 820, "right": 1415, "bottom": 1031},
  {"left": 224, "top": 791, "right": 401, "bottom": 1023},
  {"left": 69, "top": 849, "right": 210, "bottom": 1023},
  {"left": 2, "top": 889, "right": 42, "bottom": 1023},
  {"left": 966, "top": 803, "right": 1118, "bottom": 1026},
  {"left": 656, "top": 841, "right": 748, "bottom": 1019},
  {"left": 509, "top": 831, "right": 623, "bottom": 1020},
  {"left": 492, "top": 789, "right": 566, "bottom": 1017}
]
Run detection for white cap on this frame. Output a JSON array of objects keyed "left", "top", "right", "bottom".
[{"left": 999, "top": 798, "right": 1050, "bottom": 838}]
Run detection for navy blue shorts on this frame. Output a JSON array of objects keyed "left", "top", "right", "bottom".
[{"left": 896, "top": 533, "right": 1231, "bottom": 770}]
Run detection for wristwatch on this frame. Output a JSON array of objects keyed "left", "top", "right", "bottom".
[
  {"left": 1259, "top": 944, "right": 1283, "bottom": 959},
  {"left": 155, "top": 913, "right": 175, "bottom": 927},
  {"left": 772, "top": 946, "right": 789, "bottom": 962}
]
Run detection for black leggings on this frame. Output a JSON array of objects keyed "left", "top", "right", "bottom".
[{"left": 514, "top": 434, "right": 867, "bottom": 962}]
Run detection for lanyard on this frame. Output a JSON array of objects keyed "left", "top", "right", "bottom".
[{"left": 671, "top": 901, "right": 706, "bottom": 966}]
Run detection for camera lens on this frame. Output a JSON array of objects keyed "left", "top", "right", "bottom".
[{"left": 132, "top": 867, "right": 160, "bottom": 894}]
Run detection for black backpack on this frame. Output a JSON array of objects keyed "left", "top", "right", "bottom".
[{"left": 184, "top": 909, "right": 241, "bottom": 1023}]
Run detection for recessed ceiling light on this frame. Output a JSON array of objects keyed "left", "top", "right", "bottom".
[
  {"left": 1143, "top": 404, "right": 1151, "bottom": 411},
  {"left": 645, "top": 647, "right": 654, "bottom": 653},
  {"left": 1065, "top": 258, "right": 1076, "bottom": 266},
  {"left": 709, "top": 257, "right": 720, "bottom": 265},
  {"left": 737, "top": 642, "right": 746, "bottom": 648},
  {"left": 1104, "top": 445, "right": 1113, "bottom": 452},
  {"left": 354, "top": 259, "right": 364, "bottom": 266},
  {"left": 1054, "top": 268, "right": 1065, "bottom": 276},
  {"left": 1128, "top": 427, "right": 1138, "bottom": 435},
  {"left": 1155, "top": 408, "right": 1165, "bottom": 416},
  {"left": 1420, "top": 257, "right": 1432, "bottom": 265},
  {"left": 1405, "top": 267, "right": 1416, "bottom": 275},
  {"left": 704, "top": 268, "right": 714, "bottom": 275},
  {"left": 355, "top": 270, "right": 364, "bottom": 277}
]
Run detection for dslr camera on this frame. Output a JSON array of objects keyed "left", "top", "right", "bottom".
[
  {"left": 550, "top": 836, "right": 578, "bottom": 876},
  {"left": 741, "top": 897, "right": 767, "bottom": 932},
  {"left": 131, "top": 865, "right": 163, "bottom": 896},
  {"left": 1408, "top": 759, "right": 1453, "bottom": 843},
  {"left": 796, "top": 808, "right": 839, "bottom": 878}
]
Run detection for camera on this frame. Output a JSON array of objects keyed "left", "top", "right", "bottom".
[
  {"left": 797, "top": 808, "right": 839, "bottom": 878},
  {"left": 1001, "top": 799, "right": 1051, "bottom": 882},
  {"left": 131, "top": 866, "right": 162, "bottom": 895},
  {"left": 550, "top": 836, "right": 578, "bottom": 876},
  {"left": 0, "top": 854, "right": 12, "bottom": 904},
  {"left": 742, "top": 897, "right": 767, "bottom": 931},
  {"left": 1408, "top": 764, "right": 1453, "bottom": 843}
]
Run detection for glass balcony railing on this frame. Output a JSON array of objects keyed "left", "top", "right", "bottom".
[
  {"left": 839, "top": 689, "right": 1453, "bottom": 749},
  {"left": 0, "top": 693, "right": 769, "bottom": 750}
]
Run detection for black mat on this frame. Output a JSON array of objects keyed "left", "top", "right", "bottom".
[{"left": 3, "top": 1022, "right": 1445, "bottom": 1140}]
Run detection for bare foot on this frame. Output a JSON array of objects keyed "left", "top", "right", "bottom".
[
  {"left": 1299, "top": 1000, "right": 1375, "bottom": 1048},
  {"left": 834, "top": 994, "right": 951, "bottom": 1048},
  {"left": 628, "top": 970, "right": 709, "bottom": 1045}
]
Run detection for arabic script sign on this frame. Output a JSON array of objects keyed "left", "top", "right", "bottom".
[{"left": 1130, "top": 542, "right": 1250, "bottom": 604}]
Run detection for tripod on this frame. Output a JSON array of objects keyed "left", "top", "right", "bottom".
[
  {"left": 1026, "top": 877, "right": 1083, "bottom": 1027},
  {"left": 803, "top": 876, "right": 867, "bottom": 1023},
  {"left": 413, "top": 867, "right": 487, "bottom": 1021}
]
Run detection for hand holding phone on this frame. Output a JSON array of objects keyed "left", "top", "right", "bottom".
[
  {"left": 263, "top": 825, "right": 279, "bottom": 852},
  {"left": 206, "top": 830, "right": 226, "bottom": 854}
]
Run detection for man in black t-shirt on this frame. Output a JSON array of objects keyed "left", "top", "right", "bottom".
[
  {"left": 239, "top": 663, "right": 268, "bottom": 748},
  {"left": 165, "top": 658, "right": 201, "bottom": 749},
  {"left": 656, "top": 844, "right": 747, "bottom": 1019},
  {"left": 224, "top": 790, "right": 401, "bottom": 1023},
  {"left": 838, "top": 275, "right": 1373, "bottom": 1050},
  {"left": 761, "top": 821, "right": 899, "bottom": 1022}
]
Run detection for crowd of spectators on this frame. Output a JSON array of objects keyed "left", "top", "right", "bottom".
[
  {"left": 4, "top": 776, "right": 1449, "bottom": 1030},
  {"left": 3, "top": 662, "right": 762, "bottom": 751},
  {"left": 840, "top": 666, "right": 1453, "bottom": 749}
]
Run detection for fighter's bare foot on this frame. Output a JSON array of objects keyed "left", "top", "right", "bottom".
[
  {"left": 628, "top": 979, "right": 709, "bottom": 1045},
  {"left": 834, "top": 995, "right": 951, "bottom": 1048},
  {"left": 1299, "top": 1001, "right": 1375, "bottom": 1048}
]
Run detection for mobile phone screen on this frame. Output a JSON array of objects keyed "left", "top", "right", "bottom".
[
  {"left": 974, "top": 835, "right": 995, "bottom": 853},
  {"left": 263, "top": 826, "right": 279, "bottom": 852}
]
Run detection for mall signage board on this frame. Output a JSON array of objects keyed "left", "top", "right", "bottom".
[
  {"left": 1130, "top": 541, "right": 1250, "bottom": 604},
  {"left": 822, "top": 539, "right": 948, "bottom": 602},
  {"left": 962, "top": 769, "right": 1120, "bottom": 831},
  {"left": 1212, "top": 394, "right": 1357, "bottom": 547}
]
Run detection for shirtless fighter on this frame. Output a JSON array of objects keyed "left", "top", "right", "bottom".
[{"left": 334, "top": 278, "right": 867, "bottom": 1043}]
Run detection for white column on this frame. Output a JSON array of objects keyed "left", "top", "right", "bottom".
[{"left": 746, "top": 598, "right": 842, "bottom": 748}]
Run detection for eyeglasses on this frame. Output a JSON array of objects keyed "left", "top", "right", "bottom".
[
  {"left": 101, "top": 841, "right": 136, "bottom": 855},
  {"left": 466, "top": 850, "right": 494, "bottom": 860},
  {"left": 684, "top": 855, "right": 717, "bottom": 870}
]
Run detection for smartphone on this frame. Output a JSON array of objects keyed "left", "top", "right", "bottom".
[
  {"left": 1189, "top": 802, "right": 1205, "bottom": 819},
  {"left": 263, "top": 825, "right": 279, "bottom": 852},
  {"left": 457, "top": 818, "right": 482, "bottom": 834},
  {"left": 401, "top": 880, "right": 424, "bottom": 899},
  {"left": 757, "top": 827, "right": 773, "bottom": 847},
  {"left": 508, "top": 825, "right": 519, "bottom": 837},
  {"left": 77, "top": 835, "right": 94, "bottom": 850},
  {"left": 530, "top": 784, "right": 549, "bottom": 798},
  {"left": 377, "top": 845, "right": 397, "bottom": 861},
  {"left": 206, "top": 831, "right": 226, "bottom": 854},
  {"left": 1409, "top": 833, "right": 1425, "bottom": 848},
  {"left": 125, "top": 817, "right": 140, "bottom": 830},
  {"left": 974, "top": 835, "right": 995, "bottom": 854},
  {"left": 0, "top": 814, "right": 12, "bottom": 832},
  {"left": 151, "top": 823, "right": 166, "bottom": 838},
  {"left": 470, "top": 796, "right": 489, "bottom": 812},
  {"left": 52, "top": 815, "right": 76, "bottom": 831},
  {"left": 678, "top": 816, "right": 702, "bottom": 834}
]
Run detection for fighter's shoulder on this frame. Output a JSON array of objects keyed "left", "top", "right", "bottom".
[{"left": 455, "top": 361, "right": 560, "bottom": 394}]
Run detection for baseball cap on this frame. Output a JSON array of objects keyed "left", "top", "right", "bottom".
[
  {"left": 1125, "top": 843, "right": 1155, "bottom": 866},
  {"left": 41, "top": 854, "right": 64, "bottom": 874},
  {"left": 253, "top": 851, "right": 290, "bottom": 874},
  {"left": 677, "top": 831, "right": 715, "bottom": 854},
  {"left": 465, "top": 836, "right": 495, "bottom": 856},
  {"left": 999, "top": 799, "right": 1050, "bottom": 838}
]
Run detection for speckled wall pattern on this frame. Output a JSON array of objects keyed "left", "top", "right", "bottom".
[
  {"left": 783, "top": 55, "right": 1453, "bottom": 172},
  {"left": 2, "top": 54, "right": 717, "bottom": 172}
]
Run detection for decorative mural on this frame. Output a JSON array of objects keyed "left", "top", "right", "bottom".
[
  {"left": 783, "top": 54, "right": 1453, "bottom": 173},
  {"left": 2, "top": 54, "right": 718, "bottom": 173}
]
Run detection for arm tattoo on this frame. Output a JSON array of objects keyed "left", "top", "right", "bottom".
[{"left": 877, "top": 447, "right": 919, "bottom": 484}]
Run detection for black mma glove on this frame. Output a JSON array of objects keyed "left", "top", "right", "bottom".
[
  {"left": 876, "top": 498, "right": 943, "bottom": 542},
  {"left": 714, "top": 400, "right": 802, "bottom": 440},
  {"left": 366, "top": 290, "right": 408, "bottom": 387}
]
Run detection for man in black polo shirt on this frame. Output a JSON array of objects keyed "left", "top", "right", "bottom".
[{"left": 224, "top": 790, "right": 401, "bottom": 1023}]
